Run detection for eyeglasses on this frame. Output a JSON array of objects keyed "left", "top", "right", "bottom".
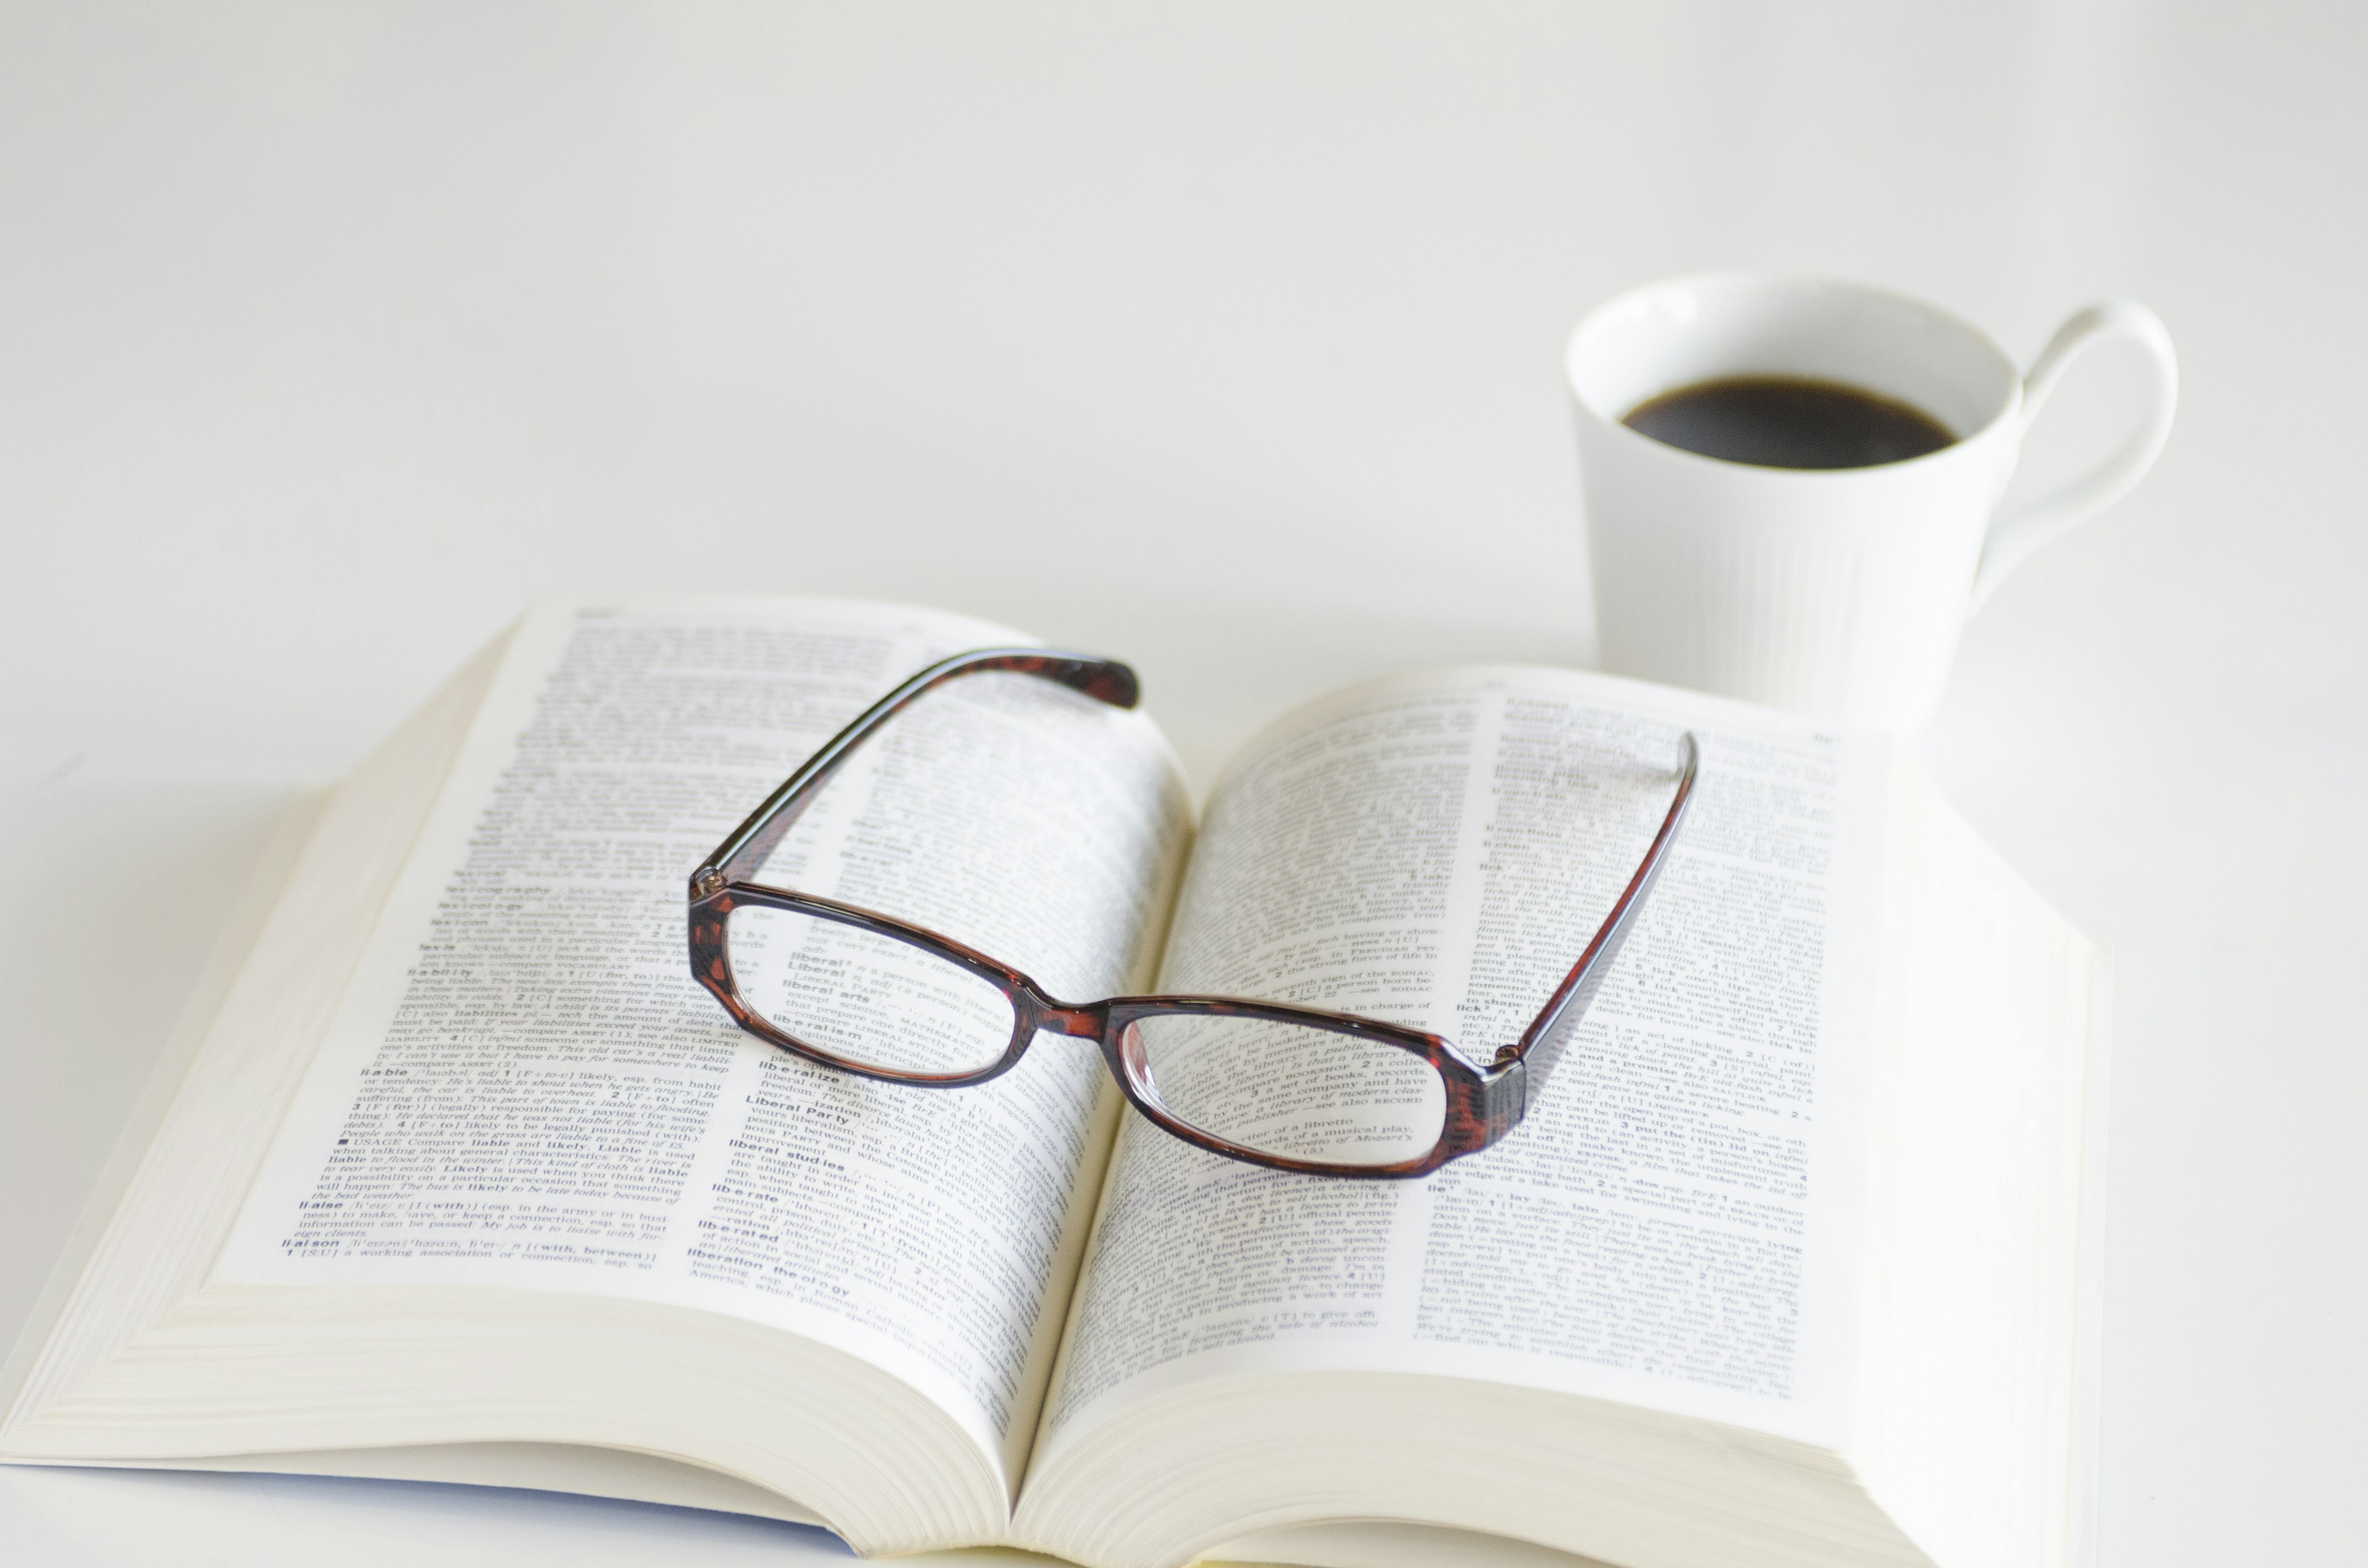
[{"left": 688, "top": 650, "right": 1700, "bottom": 1179}]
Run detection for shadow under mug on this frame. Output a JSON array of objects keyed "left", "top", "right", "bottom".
[{"left": 1566, "top": 274, "right": 2177, "bottom": 733}]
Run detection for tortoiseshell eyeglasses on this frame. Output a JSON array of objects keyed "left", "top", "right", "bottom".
[{"left": 689, "top": 649, "right": 1700, "bottom": 1180}]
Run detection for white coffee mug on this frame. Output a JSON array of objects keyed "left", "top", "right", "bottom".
[{"left": 1565, "top": 274, "right": 2177, "bottom": 731}]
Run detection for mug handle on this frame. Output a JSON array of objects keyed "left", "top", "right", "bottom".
[{"left": 1967, "top": 300, "right": 2179, "bottom": 614}]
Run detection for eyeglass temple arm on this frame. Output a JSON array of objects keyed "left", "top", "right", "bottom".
[
  {"left": 693, "top": 647, "right": 1140, "bottom": 893},
  {"left": 1497, "top": 732, "right": 1701, "bottom": 1094}
]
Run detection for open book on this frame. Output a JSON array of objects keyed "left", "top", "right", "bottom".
[{"left": 1, "top": 599, "right": 2108, "bottom": 1568}]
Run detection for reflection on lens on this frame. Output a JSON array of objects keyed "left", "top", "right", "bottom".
[
  {"left": 1127, "top": 1012, "right": 1445, "bottom": 1167},
  {"left": 728, "top": 905, "right": 1016, "bottom": 1075}
]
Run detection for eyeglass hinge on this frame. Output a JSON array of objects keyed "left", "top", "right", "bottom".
[
  {"left": 691, "top": 870, "right": 728, "bottom": 900},
  {"left": 1481, "top": 1055, "right": 1528, "bottom": 1135}
]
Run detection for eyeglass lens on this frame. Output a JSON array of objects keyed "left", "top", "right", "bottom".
[
  {"left": 728, "top": 905, "right": 1018, "bottom": 1077},
  {"left": 1124, "top": 1012, "right": 1447, "bottom": 1167}
]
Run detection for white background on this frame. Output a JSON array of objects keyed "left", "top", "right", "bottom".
[{"left": 3, "top": 3, "right": 2362, "bottom": 1564}]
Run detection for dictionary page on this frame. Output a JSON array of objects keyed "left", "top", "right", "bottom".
[
  {"left": 216, "top": 599, "right": 1191, "bottom": 1487},
  {"left": 1032, "top": 665, "right": 1888, "bottom": 1474}
]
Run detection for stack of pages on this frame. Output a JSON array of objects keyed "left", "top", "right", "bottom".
[{"left": 1, "top": 599, "right": 2108, "bottom": 1568}]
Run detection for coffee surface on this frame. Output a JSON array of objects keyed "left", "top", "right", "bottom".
[{"left": 1622, "top": 375, "right": 1957, "bottom": 469}]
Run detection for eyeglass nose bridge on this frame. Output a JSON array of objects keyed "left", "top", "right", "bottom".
[{"left": 1012, "top": 991, "right": 1111, "bottom": 1042}]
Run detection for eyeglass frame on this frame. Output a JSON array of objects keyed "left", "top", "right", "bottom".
[{"left": 689, "top": 648, "right": 1700, "bottom": 1180}]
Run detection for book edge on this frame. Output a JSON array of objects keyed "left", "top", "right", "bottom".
[
  {"left": 3, "top": 1441, "right": 824, "bottom": 1529},
  {"left": 0, "top": 790, "right": 326, "bottom": 1437},
  {"left": 1, "top": 622, "right": 518, "bottom": 1434}
]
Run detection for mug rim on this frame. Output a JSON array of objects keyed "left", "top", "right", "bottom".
[{"left": 1564, "top": 271, "right": 2023, "bottom": 479}]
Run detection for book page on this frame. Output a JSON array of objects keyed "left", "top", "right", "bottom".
[
  {"left": 1032, "top": 667, "right": 1885, "bottom": 1466},
  {"left": 217, "top": 600, "right": 1191, "bottom": 1482}
]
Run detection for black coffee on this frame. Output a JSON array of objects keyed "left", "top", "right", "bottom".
[{"left": 1622, "top": 375, "right": 1957, "bottom": 469}]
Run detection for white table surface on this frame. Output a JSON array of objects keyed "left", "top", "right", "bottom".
[{"left": 4, "top": 4, "right": 2362, "bottom": 1564}]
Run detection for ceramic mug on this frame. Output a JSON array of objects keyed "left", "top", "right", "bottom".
[{"left": 1565, "top": 274, "right": 2177, "bottom": 731}]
